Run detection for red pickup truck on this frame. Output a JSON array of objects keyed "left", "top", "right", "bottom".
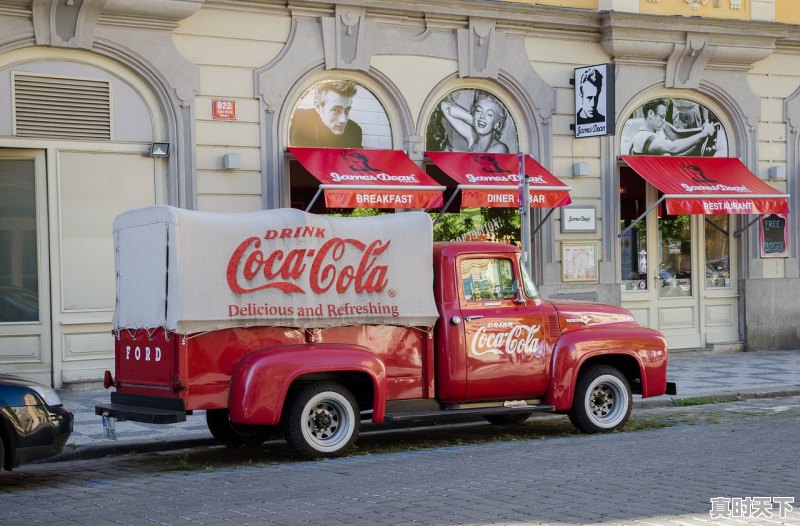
[{"left": 96, "top": 206, "right": 675, "bottom": 458}]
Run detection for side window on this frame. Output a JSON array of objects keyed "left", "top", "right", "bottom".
[{"left": 460, "top": 258, "right": 516, "bottom": 302}]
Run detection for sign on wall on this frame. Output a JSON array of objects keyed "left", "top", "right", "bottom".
[
  {"left": 212, "top": 99, "right": 236, "bottom": 120},
  {"left": 561, "top": 206, "right": 597, "bottom": 233},
  {"left": 760, "top": 213, "right": 788, "bottom": 258},
  {"left": 574, "top": 64, "right": 615, "bottom": 139}
]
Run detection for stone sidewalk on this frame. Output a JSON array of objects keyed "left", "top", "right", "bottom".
[{"left": 50, "top": 349, "right": 800, "bottom": 463}]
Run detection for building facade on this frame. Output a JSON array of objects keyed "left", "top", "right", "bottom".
[{"left": 1, "top": 0, "right": 799, "bottom": 387}]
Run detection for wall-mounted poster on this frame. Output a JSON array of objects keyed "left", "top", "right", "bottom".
[
  {"left": 289, "top": 80, "right": 392, "bottom": 149},
  {"left": 620, "top": 98, "right": 728, "bottom": 157},
  {"left": 426, "top": 89, "right": 518, "bottom": 153},
  {"left": 574, "top": 64, "right": 615, "bottom": 138}
]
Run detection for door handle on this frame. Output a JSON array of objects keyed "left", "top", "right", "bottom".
[{"left": 464, "top": 315, "right": 484, "bottom": 322}]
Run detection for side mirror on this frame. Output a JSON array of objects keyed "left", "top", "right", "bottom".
[{"left": 513, "top": 280, "right": 526, "bottom": 304}]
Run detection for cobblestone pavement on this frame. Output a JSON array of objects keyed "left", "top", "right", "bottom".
[{"left": 2, "top": 396, "right": 798, "bottom": 526}]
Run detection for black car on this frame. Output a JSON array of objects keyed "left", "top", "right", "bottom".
[{"left": 0, "top": 374, "right": 73, "bottom": 470}]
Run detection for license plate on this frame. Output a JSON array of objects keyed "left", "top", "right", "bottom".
[{"left": 102, "top": 415, "right": 117, "bottom": 440}]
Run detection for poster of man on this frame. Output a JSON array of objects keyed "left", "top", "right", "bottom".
[
  {"left": 426, "top": 89, "right": 518, "bottom": 153},
  {"left": 574, "top": 64, "right": 614, "bottom": 138},
  {"left": 289, "top": 80, "right": 392, "bottom": 149},
  {"left": 620, "top": 98, "right": 728, "bottom": 157}
]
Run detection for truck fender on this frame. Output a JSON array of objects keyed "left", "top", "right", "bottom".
[
  {"left": 227, "top": 343, "right": 387, "bottom": 425},
  {"left": 545, "top": 325, "right": 668, "bottom": 411}
]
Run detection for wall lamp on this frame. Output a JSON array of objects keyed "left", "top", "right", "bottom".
[
  {"left": 150, "top": 142, "right": 170, "bottom": 158},
  {"left": 768, "top": 166, "right": 785, "bottom": 180},
  {"left": 572, "top": 162, "right": 589, "bottom": 177},
  {"left": 223, "top": 153, "right": 242, "bottom": 170}
]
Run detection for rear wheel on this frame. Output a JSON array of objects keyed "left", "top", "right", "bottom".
[
  {"left": 569, "top": 365, "right": 632, "bottom": 433},
  {"left": 206, "top": 409, "right": 275, "bottom": 447},
  {"left": 283, "top": 382, "right": 359, "bottom": 459},
  {"left": 484, "top": 412, "right": 533, "bottom": 426}
]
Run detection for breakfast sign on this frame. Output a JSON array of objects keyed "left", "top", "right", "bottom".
[{"left": 112, "top": 206, "right": 439, "bottom": 334}]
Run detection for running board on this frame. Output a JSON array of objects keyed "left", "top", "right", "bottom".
[{"left": 383, "top": 404, "right": 556, "bottom": 423}]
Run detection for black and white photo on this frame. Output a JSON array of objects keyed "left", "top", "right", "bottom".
[{"left": 574, "top": 63, "right": 615, "bottom": 138}]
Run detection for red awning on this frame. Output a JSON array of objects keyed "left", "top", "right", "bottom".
[
  {"left": 621, "top": 156, "right": 789, "bottom": 215},
  {"left": 425, "top": 152, "right": 572, "bottom": 208},
  {"left": 289, "top": 147, "right": 444, "bottom": 209}
]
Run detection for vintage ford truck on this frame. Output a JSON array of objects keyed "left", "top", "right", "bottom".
[{"left": 96, "top": 206, "right": 675, "bottom": 458}]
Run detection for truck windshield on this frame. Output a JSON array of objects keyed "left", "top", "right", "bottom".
[{"left": 518, "top": 255, "right": 540, "bottom": 299}]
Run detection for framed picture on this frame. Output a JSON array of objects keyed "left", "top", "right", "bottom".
[
  {"left": 562, "top": 242, "right": 598, "bottom": 283},
  {"left": 561, "top": 206, "right": 597, "bottom": 233}
]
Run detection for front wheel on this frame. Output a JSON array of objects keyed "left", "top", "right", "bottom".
[
  {"left": 569, "top": 365, "right": 632, "bottom": 433},
  {"left": 206, "top": 409, "right": 276, "bottom": 447},
  {"left": 283, "top": 382, "right": 359, "bottom": 459}
]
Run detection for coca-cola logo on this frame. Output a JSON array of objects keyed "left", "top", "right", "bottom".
[
  {"left": 226, "top": 230, "right": 390, "bottom": 295},
  {"left": 470, "top": 323, "right": 543, "bottom": 356}
]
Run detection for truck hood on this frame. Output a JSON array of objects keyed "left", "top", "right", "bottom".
[{"left": 548, "top": 300, "right": 637, "bottom": 334}]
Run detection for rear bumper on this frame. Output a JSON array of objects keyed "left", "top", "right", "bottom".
[
  {"left": 95, "top": 392, "right": 187, "bottom": 424},
  {"left": 666, "top": 381, "right": 678, "bottom": 395}
]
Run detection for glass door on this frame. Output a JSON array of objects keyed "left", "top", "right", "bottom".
[
  {"left": 0, "top": 150, "right": 51, "bottom": 384},
  {"left": 620, "top": 166, "right": 702, "bottom": 349},
  {"left": 620, "top": 165, "right": 740, "bottom": 349}
]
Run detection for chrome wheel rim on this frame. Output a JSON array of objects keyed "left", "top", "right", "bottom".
[
  {"left": 301, "top": 392, "right": 354, "bottom": 453},
  {"left": 584, "top": 375, "right": 627, "bottom": 428}
]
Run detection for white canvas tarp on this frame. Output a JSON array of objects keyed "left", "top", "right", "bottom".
[{"left": 112, "top": 206, "right": 439, "bottom": 334}]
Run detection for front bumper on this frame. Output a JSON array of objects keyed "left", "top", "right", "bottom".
[{"left": 5, "top": 405, "right": 73, "bottom": 469}]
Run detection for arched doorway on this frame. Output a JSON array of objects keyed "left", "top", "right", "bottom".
[
  {"left": 0, "top": 50, "right": 169, "bottom": 386},
  {"left": 617, "top": 97, "right": 740, "bottom": 349}
]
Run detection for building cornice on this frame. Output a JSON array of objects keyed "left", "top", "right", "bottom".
[{"left": 600, "top": 11, "right": 788, "bottom": 70}]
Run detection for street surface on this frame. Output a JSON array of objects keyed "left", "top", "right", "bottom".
[{"left": 1, "top": 396, "right": 799, "bottom": 526}]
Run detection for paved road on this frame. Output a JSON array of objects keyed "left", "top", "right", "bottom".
[{"left": 2, "top": 396, "right": 799, "bottom": 526}]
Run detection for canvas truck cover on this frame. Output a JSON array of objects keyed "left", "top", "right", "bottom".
[{"left": 112, "top": 206, "right": 439, "bottom": 334}]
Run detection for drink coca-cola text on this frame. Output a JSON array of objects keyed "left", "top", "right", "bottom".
[
  {"left": 470, "top": 324, "right": 543, "bottom": 357},
  {"left": 227, "top": 235, "right": 390, "bottom": 295}
]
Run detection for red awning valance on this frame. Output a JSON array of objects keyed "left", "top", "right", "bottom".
[
  {"left": 425, "top": 152, "right": 572, "bottom": 208},
  {"left": 621, "top": 156, "right": 789, "bottom": 215},
  {"left": 289, "top": 147, "right": 445, "bottom": 209}
]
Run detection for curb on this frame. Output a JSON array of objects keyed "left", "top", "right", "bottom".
[
  {"left": 634, "top": 387, "right": 800, "bottom": 409},
  {"left": 43, "top": 436, "right": 217, "bottom": 465}
]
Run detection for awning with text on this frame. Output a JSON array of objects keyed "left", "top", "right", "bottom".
[
  {"left": 621, "top": 155, "right": 789, "bottom": 215},
  {"left": 289, "top": 147, "right": 445, "bottom": 209},
  {"left": 425, "top": 152, "right": 572, "bottom": 208}
]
